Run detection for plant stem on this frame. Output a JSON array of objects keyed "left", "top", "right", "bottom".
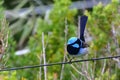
[
  {"left": 42, "top": 32, "right": 47, "bottom": 80},
  {"left": 60, "top": 18, "right": 68, "bottom": 80}
]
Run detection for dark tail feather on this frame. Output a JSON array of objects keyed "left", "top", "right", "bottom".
[{"left": 80, "top": 15, "right": 88, "bottom": 42}]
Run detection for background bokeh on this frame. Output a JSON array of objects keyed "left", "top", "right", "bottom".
[{"left": 0, "top": 0, "right": 120, "bottom": 80}]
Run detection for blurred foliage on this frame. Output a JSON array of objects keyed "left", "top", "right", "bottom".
[
  {"left": 3, "top": 0, "right": 77, "bottom": 79},
  {"left": 0, "top": 0, "right": 17, "bottom": 79},
  {"left": 0, "top": 0, "right": 4, "bottom": 19},
  {"left": 85, "top": 0, "right": 120, "bottom": 54},
  {"left": 28, "top": 0, "right": 77, "bottom": 79},
  {"left": 0, "top": 18, "right": 9, "bottom": 66},
  {"left": 85, "top": 0, "right": 120, "bottom": 79},
  {"left": 1, "top": 0, "right": 120, "bottom": 80},
  {"left": 3, "top": 0, "right": 83, "bottom": 9},
  {"left": 0, "top": 0, "right": 10, "bottom": 70}
]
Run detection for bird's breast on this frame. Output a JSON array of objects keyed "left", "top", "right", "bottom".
[{"left": 77, "top": 48, "right": 89, "bottom": 56}]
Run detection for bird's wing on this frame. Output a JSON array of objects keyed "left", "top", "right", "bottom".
[{"left": 80, "top": 15, "right": 88, "bottom": 42}]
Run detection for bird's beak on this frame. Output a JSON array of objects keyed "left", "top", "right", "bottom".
[{"left": 83, "top": 42, "right": 89, "bottom": 48}]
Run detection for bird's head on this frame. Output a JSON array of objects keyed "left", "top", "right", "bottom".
[
  {"left": 67, "top": 37, "right": 81, "bottom": 55},
  {"left": 67, "top": 37, "right": 78, "bottom": 45}
]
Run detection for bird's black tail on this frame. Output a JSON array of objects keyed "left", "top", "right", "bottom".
[{"left": 80, "top": 15, "right": 88, "bottom": 42}]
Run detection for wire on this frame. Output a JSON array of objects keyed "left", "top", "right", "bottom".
[{"left": 0, "top": 55, "right": 120, "bottom": 72}]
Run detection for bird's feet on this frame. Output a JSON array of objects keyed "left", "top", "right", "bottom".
[{"left": 68, "top": 57, "right": 75, "bottom": 64}]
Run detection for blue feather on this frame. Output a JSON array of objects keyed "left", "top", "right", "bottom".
[
  {"left": 72, "top": 44, "right": 79, "bottom": 48},
  {"left": 67, "top": 37, "right": 77, "bottom": 45}
]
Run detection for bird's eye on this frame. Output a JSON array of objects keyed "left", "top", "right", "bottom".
[{"left": 72, "top": 44, "right": 79, "bottom": 48}]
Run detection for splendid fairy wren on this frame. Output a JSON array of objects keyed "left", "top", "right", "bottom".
[{"left": 67, "top": 15, "right": 89, "bottom": 56}]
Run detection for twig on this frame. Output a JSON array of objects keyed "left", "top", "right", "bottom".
[
  {"left": 39, "top": 53, "right": 43, "bottom": 80},
  {"left": 101, "top": 59, "right": 106, "bottom": 74},
  {"left": 77, "top": 16, "right": 80, "bottom": 38},
  {"left": 42, "top": 32, "right": 47, "bottom": 80},
  {"left": 70, "top": 71, "right": 78, "bottom": 80},
  {"left": 60, "top": 18, "right": 68, "bottom": 80},
  {"left": 111, "top": 24, "right": 120, "bottom": 55},
  {"left": 81, "top": 63, "right": 92, "bottom": 80},
  {"left": 70, "top": 64, "right": 85, "bottom": 76}
]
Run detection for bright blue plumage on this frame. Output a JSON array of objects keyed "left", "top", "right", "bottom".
[
  {"left": 72, "top": 44, "right": 79, "bottom": 48},
  {"left": 67, "top": 37, "right": 77, "bottom": 45},
  {"left": 67, "top": 15, "right": 88, "bottom": 56}
]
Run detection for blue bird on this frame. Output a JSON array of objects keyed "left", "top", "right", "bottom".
[{"left": 67, "top": 15, "right": 89, "bottom": 57}]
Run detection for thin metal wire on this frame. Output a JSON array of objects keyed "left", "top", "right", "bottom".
[{"left": 0, "top": 55, "right": 120, "bottom": 72}]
